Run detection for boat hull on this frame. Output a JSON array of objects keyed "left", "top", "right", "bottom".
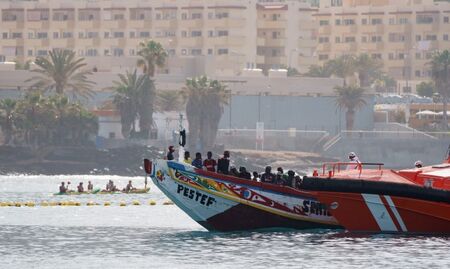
[
  {"left": 150, "top": 160, "right": 340, "bottom": 232},
  {"left": 317, "top": 192, "right": 450, "bottom": 234}
]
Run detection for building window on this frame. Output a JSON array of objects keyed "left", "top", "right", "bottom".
[
  {"left": 362, "top": 18, "right": 368, "bottom": 25},
  {"left": 37, "top": 50, "right": 48, "bottom": 56},
  {"left": 181, "top": 31, "right": 187, "bottom": 38},
  {"left": 318, "top": 54, "right": 328, "bottom": 61},
  {"left": 86, "top": 49, "right": 97, "bottom": 57},
  {"left": 12, "top": 32, "right": 22, "bottom": 39},
  {"left": 416, "top": 15, "right": 433, "bottom": 24},
  {"left": 399, "top": 18, "right": 408, "bottom": 24},
  {"left": 191, "top": 49, "right": 202, "bottom": 55},
  {"left": 104, "top": 32, "right": 110, "bottom": 38},
  {"left": 155, "top": 13, "right": 161, "bottom": 20},
  {"left": 388, "top": 18, "right": 395, "bottom": 25},
  {"left": 319, "top": 20, "right": 329, "bottom": 26},
  {"left": 444, "top": 17, "right": 449, "bottom": 23},
  {"left": 217, "top": 48, "right": 228, "bottom": 55},
  {"left": 181, "top": 49, "right": 187, "bottom": 55},
  {"left": 53, "top": 32, "right": 59, "bottom": 39},
  {"left": 208, "top": 30, "right": 214, "bottom": 37},
  {"left": 85, "top": 32, "right": 96, "bottom": 38},
  {"left": 218, "top": 30, "right": 228, "bottom": 37},
  {"left": 398, "top": 53, "right": 405, "bottom": 60},
  {"left": 208, "top": 49, "right": 213, "bottom": 55},
  {"left": 345, "top": 36, "right": 355, "bottom": 43},
  {"left": 425, "top": 35, "right": 437, "bottom": 41},
  {"left": 139, "top": 31, "right": 150, "bottom": 38},
  {"left": 318, "top": 37, "right": 329, "bottom": 43},
  {"left": 181, "top": 13, "right": 187, "bottom": 20},
  {"left": 371, "top": 53, "right": 382, "bottom": 59},
  {"left": 371, "top": 36, "right": 382, "bottom": 42},
  {"left": 191, "top": 31, "right": 202, "bottom": 37},
  {"left": 192, "top": 13, "right": 202, "bottom": 19},
  {"left": 129, "top": 49, "right": 135, "bottom": 56},
  {"left": 28, "top": 50, "right": 33, "bottom": 56},
  {"left": 415, "top": 52, "right": 421, "bottom": 59},
  {"left": 335, "top": 36, "right": 341, "bottom": 43},
  {"left": 388, "top": 53, "right": 394, "bottom": 60},
  {"left": 444, "top": 34, "right": 449, "bottom": 41},
  {"left": 416, "top": 35, "right": 421, "bottom": 41},
  {"left": 371, "top": 18, "right": 382, "bottom": 25},
  {"left": 415, "top": 70, "right": 421, "bottom": 77},
  {"left": 37, "top": 32, "right": 48, "bottom": 39},
  {"left": 361, "top": 36, "right": 367, "bottom": 43},
  {"left": 335, "top": 19, "right": 341, "bottom": 25},
  {"left": 130, "top": 31, "right": 135, "bottom": 38},
  {"left": 113, "top": 32, "right": 124, "bottom": 38},
  {"left": 113, "top": 48, "right": 124, "bottom": 57}
]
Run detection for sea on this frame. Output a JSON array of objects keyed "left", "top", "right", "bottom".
[{"left": 0, "top": 174, "right": 448, "bottom": 269}]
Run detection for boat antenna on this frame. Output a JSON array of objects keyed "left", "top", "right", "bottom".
[
  {"left": 178, "top": 113, "right": 186, "bottom": 162},
  {"left": 446, "top": 144, "right": 450, "bottom": 163}
]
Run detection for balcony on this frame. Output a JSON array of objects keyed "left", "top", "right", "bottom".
[
  {"left": 334, "top": 42, "right": 358, "bottom": 52},
  {"left": 209, "top": 17, "right": 246, "bottom": 28},
  {"left": 153, "top": 19, "right": 177, "bottom": 29},
  {"left": 102, "top": 19, "right": 127, "bottom": 29},
  {"left": 181, "top": 37, "right": 203, "bottom": 47},
  {"left": 78, "top": 20, "right": 101, "bottom": 29},
  {"left": 209, "top": 36, "right": 246, "bottom": 46},
  {"left": 298, "top": 38, "right": 317, "bottom": 48},
  {"left": 181, "top": 19, "right": 204, "bottom": 28},
  {"left": 414, "top": 23, "right": 440, "bottom": 33},
  {"left": 1, "top": 20, "right": 25, "bottom": 29},
  {"left": 257, "top": 19, "right": 287, "bottom": 29},
  {"left": 27, "top": 20, "right": 50, "bottom": 29},
  {"left": 317, "top": 42, "right": 331, "bottom": 51},
  {"left": 318, "top": 25, "right": 331, "bottom": 35},
  {"left": 52, "top": 20, "right": 75, "bottom": 29},
  {"left": 360, "top": 24, "right": 385, "bottom": 34},
  {"left": 128, "top": 20, "right": 152, "bottom": 29}
]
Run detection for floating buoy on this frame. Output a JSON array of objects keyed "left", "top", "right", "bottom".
[
  {"left": 49, "top": 201, "right": 58, "bottom": 206},
  {"left": 163, "top": 200, "right": 174, "bottom": 205},
  {"left": 104, "top": 201, "right": 111, "bottom": 206},
  {"left": 87, "top": 201, "right": 97, "bottom": 206},
  {"left": 14, "top": 202, "right": 22, "bottom": 207},
  {"left": 6, "top": 202, "right": 14, "bottom": 207},
  {"left": 149, "top": 200, "right": 156, "bottom": 206},
  {"left": 40, "top": 201, "right": 49, "bottom": 207},
  {"left": 119, "top": 201, "right": 126, "bottom": 207},
  {"left": 0, "top": 202, "right": 8, "bottom": 207},
  {"left": 132, "top": 200, "right": 140, "bottom": 206},
  {"left": 25, "top": 201, "right": 35, "bottom": 207}
]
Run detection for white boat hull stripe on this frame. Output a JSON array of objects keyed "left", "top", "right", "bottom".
[
  {"left": 384, "top": 195, "right": 408, "bottom": 232},
  {"left": 362, "top": 194, "right": 398, "bottom": 232}
]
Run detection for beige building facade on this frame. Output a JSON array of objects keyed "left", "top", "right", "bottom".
[
  {"left": 0, "top": 0, "right": 316, "bottom": 77},
  {"left": 316, "top": 0, "right": 450, "bottom": 93}
]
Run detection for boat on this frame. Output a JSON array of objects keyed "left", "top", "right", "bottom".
[
  {"left": 53, "top": 188, "right": 150, "bottom": 195},
  {"left": 300, "top": 161, "right": 450, "bottom": 234},
  {"left": 144, "top": 159, "right": 341, "bottom": 232}
]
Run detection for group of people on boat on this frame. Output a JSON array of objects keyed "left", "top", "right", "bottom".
[
  {"left": 166, "top": 147, "right": 303, "bottom": 187},
  {"left": 59, "top": 181, "right": 94, "bottom": 194},
  {"left": 58, "top": 180, "right": 136, "bottom": 193}
]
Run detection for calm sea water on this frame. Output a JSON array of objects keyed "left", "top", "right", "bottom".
[{"left": 0, "top": 175, "right": 449, "bottom": 269}]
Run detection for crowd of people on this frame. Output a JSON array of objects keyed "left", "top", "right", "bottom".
[
  {"left": 58, "top": 180, "right": 137, "bottom": 193},
  {"left": 166, "top": 146, "right": 303, "bottom": 188}
]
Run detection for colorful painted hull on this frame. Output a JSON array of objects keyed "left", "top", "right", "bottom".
[
  {"left": 317, "top": 192, "right": 450, "bottom": 234},
  {"left": 150, "top": 159, "right": 340, "bottom": 232}
]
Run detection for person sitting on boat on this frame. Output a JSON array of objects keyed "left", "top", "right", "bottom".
[
  {"left": 217, "top": 151, "right": 230, "bottom": 174},
  {"left": 87, "top": 181, "right": 93, "bottom": 191},
  {"left": 276, "top": 167, "right": 287, "bottom": 185},
  {"left": 286, "top": 170, "right": 295, "bottom": 187},
  {"left": 252, "top": 171, "right": 260, "bottom": 181},
  {"left": 183, "top": 151, "right": 192, "bottom": 165},
  {"left": 110, "top": 181, "right": 120, "bottom": 192},
  {"left": 261, "top": 166, "right": 275, "bottom": 184},
  {"left": 124, "top": 180, "right": 136, "bottom": 192},
  {"left": 238, "top": 166, "right": 251, "bottom": 179},
  {"left": 415, "top": 160, "right": 423, "bottom": 168},
  {"left": 77, "top": 182, "right": 84, "bottom": 193},
  {"left": 346, "top": 152, "right": 361, "bottom": 170},
  {"left": 229, "top": 166, "right": 239, "bottom": 177},
  {"left": 191, "top": 152, "right": 203, "bottom": 169},
  {"left": 294, "top": 175, "right": 302, "bottom": 189},
  {"left": 59, "top": 182, "right": 68, "bottom": 194},
  {"left": 166, "top": 145, "right": 175, "bottom": 161},
  {"left": 203, "top": 151, "right": 217, "bottom": 172}
]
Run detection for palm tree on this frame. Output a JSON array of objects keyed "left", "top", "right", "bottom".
[
  {"left": 156, "top": 90, "right": 183, "bottom": 112},
  {"left": 137, "top": 40, "right": 168, "bottom": 138},
  {"left": 183, "top": 76, "right": 228, "bottom": 150},
  {"left": 354, "top": 54, "right": 383, "bottom": 88},
  {"left": 304, "top": 64, "right": 333, "bottom": 77},
  {"left": 26, "top": 49, "right": 95, "bottom": 99},
  {"left": 0, "top": 99, "right": 17, "bottom": 144},
  {"left": 111, "top": 69, "right": 150, "bottom": 138},
  {"left": 430, "top": 50, "right": 450, "bottom": 129},
  {"left": 335, "top": 85, "right": 367, "bottom": 132},
  {"left": 328, "top": 55, "right": 356, "bottom": 86}
]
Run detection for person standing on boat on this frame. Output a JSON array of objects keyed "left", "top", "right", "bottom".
[
  {"left": 238, "top": 167, "right": 251, "bottom": 179},
  {"left": 87, "top": 181, "right": 93, "bottom": 191},
  {"left": 252, "top": 171, "right": 260, "bottom": 181},
  {"left": 124, "top": 180, "right": 136, "bottom": 192},
  {"left": 217, "top": 151, "right": 230, "bottom": 174},
  {"left": 192, "top": 152, "right": 203, "bottom": 169},
  {"left": 167, "top": 146, "right": 175, "bottom": 161},
  {"left": 286, "top": 170, "right": 295, "bottom": 187},
  {"left": 183, "top": 151, "right": 192, "bottom": 164},
  {"left": 203, "top": 151, "right": 217, "bottom": 172},
  {"left": 347, "top": 152, "right": 361, "bottom": 170},
  {"left": 59, "top": 182, "right": 68, "bottom": 193},
  {"left": 261, "top": 166, "right": 275, "bottom": 184},
  {"left": 77, "top": 182, "right": 84, "bottom": 193}
]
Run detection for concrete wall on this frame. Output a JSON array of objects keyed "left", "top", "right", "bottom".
[{"left": 220, "top": 95, "right": 375, "bottom": 134}]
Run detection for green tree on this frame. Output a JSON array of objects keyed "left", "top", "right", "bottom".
[
  {"left": 156, "top": 90, "right": 183, "bottom": 112},
  {"left": 26, "top": 49, "right": 95, "bottom": 99},
  {"left": 430, "top": 50, "right": 450, "bottom": 129},
  {"left": 111, "top": 69, "right": 150, "bottom": 138},
  {"left": 335, "top": 85, "right": 367, "bottom": 131},
  {"left": 0, "top": 99, "right": 17, "bottom": 144},
  {"left": 137, "top": 41, "right": 168, "bottom": 138},
  {"left": 416, "top": 81, "right": 436, "bottom": 97},
  {"left": 328, "top": 55, "right": 356, "bottom": 86},
  {"left": 304, "top": 64, "right": 332, "bottom": 77},
  {"left": 183, "top": 76, "right": 228, "bottom": 150},
  {"left": 354, "top": 54, "right": 383, "bottom": 88},
  {"left": 372, "top": 74, "right": 397, "bottom": 93}
]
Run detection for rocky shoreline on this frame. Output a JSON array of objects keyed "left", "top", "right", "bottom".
[{"left": 0, "top": 145, "right": 338, "bottom": 176}]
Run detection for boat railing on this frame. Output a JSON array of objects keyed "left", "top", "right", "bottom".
[{"left": 320, "top": 162, "right": 384, "bottom": 178}]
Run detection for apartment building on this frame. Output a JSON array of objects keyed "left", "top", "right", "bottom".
[
  {"left": 0, "top": 0, "right": 317, "bottom": 76},
  {"left": 315, "top": 0, "right": 450, "bottom": 93}
]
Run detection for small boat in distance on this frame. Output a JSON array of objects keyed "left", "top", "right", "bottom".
[
  {"left": 144, "top": 159, "right": 341, "bottom": 232},
  {"left": 53, "top": 188, "right": 150, "bottom": 195},
  {"left": 301, "top": 161, "right": 450, "bottom": 234}
]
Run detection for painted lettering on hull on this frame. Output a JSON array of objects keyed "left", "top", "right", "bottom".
[
  {"left": 302, "top": 200, "right": 332, "bottom": 216},
  {"left": 177, "top": 184, "right": 216, "bottom": 207}
]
